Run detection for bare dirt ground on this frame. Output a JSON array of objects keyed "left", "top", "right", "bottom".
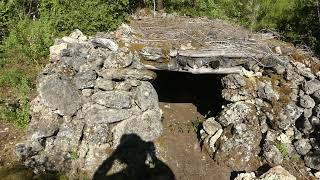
[
  {"left": 0, "top": 122, "right": 25, "bottom": 167},
  {"left": 155, "top": 102, "right": 232, "bottom": 180}
]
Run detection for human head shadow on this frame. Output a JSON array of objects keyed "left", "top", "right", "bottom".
[{"left": 93, "top": 134, "right": 175, "bottom": 180}]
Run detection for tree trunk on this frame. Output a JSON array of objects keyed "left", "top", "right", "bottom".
[{"left": 157, "top": 0, "right": 164, "bottom": 10}]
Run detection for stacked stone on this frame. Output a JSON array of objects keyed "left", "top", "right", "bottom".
[
  {"left": 201, "top": 54, "right": 320, "bottom": 177},
  {"left": 15, "top": 30, "right": 163, "bottom": 177}
]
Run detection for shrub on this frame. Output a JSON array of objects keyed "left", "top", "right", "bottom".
[
  {"left": 0, "top": 0, "right": 132, "bottom": 128},
  {"left": 3, "top": 19, "right": 55, "bottom": 64},
  {"left": 39, "top": 0, "right": 130, "bottom": 36}
]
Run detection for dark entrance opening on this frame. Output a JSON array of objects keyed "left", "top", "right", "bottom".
[{"left": 151, "top": 70, "right": 225, "bottom": 117}]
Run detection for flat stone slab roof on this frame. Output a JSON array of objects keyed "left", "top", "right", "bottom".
[{"left": 111, "top": 13, "right": 317, "bottom": 74}]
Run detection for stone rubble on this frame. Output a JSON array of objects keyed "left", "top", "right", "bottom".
[{"left": 235, "top": 166, "right": 296, "bottom": 180}]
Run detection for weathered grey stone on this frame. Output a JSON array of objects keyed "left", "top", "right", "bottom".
[
  {"left": 215, "top": 122, "right": 262, "bottom": 171},
  {"left": 95, "top": 78, "right": 114, "bottom": 91},
  {"left": 134, "top": 81, "right": 159, "bottom": 111},
  {"left": 236, "top": 166, "right": 296, "bottom": 180},
  {"left": 15, "top": 143, "right": 39, "bottom": 159},
  {"left": 39, "top": 75, "right": 81, "bottom": 116},
  {"left": 85, "top": 105, "right": 135, "bottom": 124},
  {"left": 77, "top": 144, "right": 111, "bottom": 177},
  {"left": 263, "top": 143, "right": 283, "bottom": 167},
  {"left": 140, "top": 47, "right": 163, "bottom": 60},
  {"left": 112, "top": 109, "right": 163, "bottom": 147},
  {"left": 294, "top": 139, "right": 312, "bottom": 155},
  {"left": 82, "top": 89, "right": 93, "bottom": 97},
  {"left": 257, "top": 80, "right": 279, "bottom": 101},
  {"left": 273, "top": 64, "right": 286, "bottom": 75},
  {"left": 221, "top": 74, "right": 247, "bottom": 89},
  {"left": 218, "top": 101, "right": 256, "bottom": 127},
  {"left": 305, "top": 153, "right": 320, "bottom": 170},
  {"left": 304, "top": 108, "right": 313, "bottom": 118},
  {"left": 69, "top": 29, "right": 87, "bottom": 41},
  {"left": 91, "top": 91, "right": 132, "bottom": 109},
  {"left": 293, "top": 127, "right": 303, "bottom": 140},
  {"left": 314, "top": 104, "right": 320, "bottom": 118},
  {"left": 79, "top": 59, "right": 104, "bottom": 73},
  {"left": 104, "top": 51, "right": 133, "bottom": 68},
  {"left": 61, "top": 56, "right": 87, "bottom": 71},
  {"left": 295, "top": 62, "right": 315, "bottom": 80},
  {"left": 259, "top": 166, "right": 296, "bottom": 180},
  {"left": 91, "top": 38, "right": 118, "bottom": 51},
  {"left": 285, "top": 127, "right": 295, "bottom": 138},
  {"left": 303, "top": 79, "right": 320, "bottom": 95},
  {"left": 115, "top": 81, "right": 133, "bottom": 91},
  {"left": 83, "top": 123, "right": 110, "bottom": 145},
  {"left": 53, "top": 118, "right": 85, "bottom": 152},
  {"left": 310, "top": 116, "right": 320, "bottom": 126},
  {"left": 234, "top": 172, "right": 256, "bottom": 180},
  {"left": 312, "top": 89, "right": 320, "bottom": 102},
  {"left": 259, "top": 115, "right": 269, "bottom": 134},
  {"left": 28, "top": 97, "right": 62, "bottom": 138},
  {"left": 97, "top": 68, "right": 157, "bottom": 81},
  {"left": 49, "top": 43, "right": 68, "bottom": 62},
  {"left": 204, "top": 129, "right": 223, "bottom": 154},
  {"left": 221, "top": 88, "right": 256, "bottom": 102},
  {"left": 73, "top": 70, "right": 96, "bottom": 89},
  {"left": 202, "top": 117, "right": 222, "bottom": 135},
  {"left": 270, "top": 103, "right": 303, "bottom": 130},
  {"left": 310, "top": 138, "right": 320, "bottom": 150},
  {"left": 299, "top": 95, "right": 315, "bottom": 109},
  {"left": 265, "top": 130, "right": 280, "bottom": 143},
  {"left": 301, "top": 118, "right": 314, "bottom": 134},
  {"left": 276, "top": 133, "right": 291, "bottom": 144},
  {"left": 286, "top": 69, "right": 305, "bottom": 85}
]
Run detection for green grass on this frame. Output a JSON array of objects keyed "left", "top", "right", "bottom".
[
  {"left": 191, "top": 111, "right": 211, "bottom": 133},
  {"left": 0, "top": 68, "right": 33, "bottom": 128}
]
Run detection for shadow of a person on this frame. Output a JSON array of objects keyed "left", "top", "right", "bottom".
[{"left": 93, "top": 134, "right": 175, "bottom": 180}]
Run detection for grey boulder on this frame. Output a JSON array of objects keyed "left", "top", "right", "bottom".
[{"left": 39, "top": 75, "right": 81, "bottom": 116}]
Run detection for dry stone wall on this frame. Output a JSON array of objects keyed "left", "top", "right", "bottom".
[
  {"left": 15, "top": 30, "right": 163, "bottom": 177},
  {"left": 200, "top": 45, "right": 320, "bottom": 178}
]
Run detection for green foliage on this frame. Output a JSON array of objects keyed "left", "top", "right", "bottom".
[
  {"left": 0, "top": 100, "right": 31, "bottom": 128},
  {"left": 39, "top": 0, "right": 130, "bottom": 36},
  {"left": 0, "top": 69, "right": 31, "bottom": 96},
  {"left": 3, "top": 19, "right": 55, "bottom": 64},
  {"left": 291, "top": 153, "right": 301, "bottom": 162},
  {"left": 164, "top": 0, "right": 225, "bottom": 18},
  {"left": 0, "top": 0, "right": 24, "bottom": 41},
  {"left": 70, "top": 150, "right": 79, "bottom": 160},
  {"left": 191, "top": 111, "right": 211, "bottom": 133},
  {"left": 0, "top": 69, "right": 32, "bottom": 128},
  {"left": 276, "top": 143, "right": 289, "bottom": 159},
  {"left": 0, "top": 0, "right": 133, "bottom": 128}
]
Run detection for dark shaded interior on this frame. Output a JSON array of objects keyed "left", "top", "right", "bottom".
[{"left": 151, "top": 70, "right": 225, "bottom": 117}]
